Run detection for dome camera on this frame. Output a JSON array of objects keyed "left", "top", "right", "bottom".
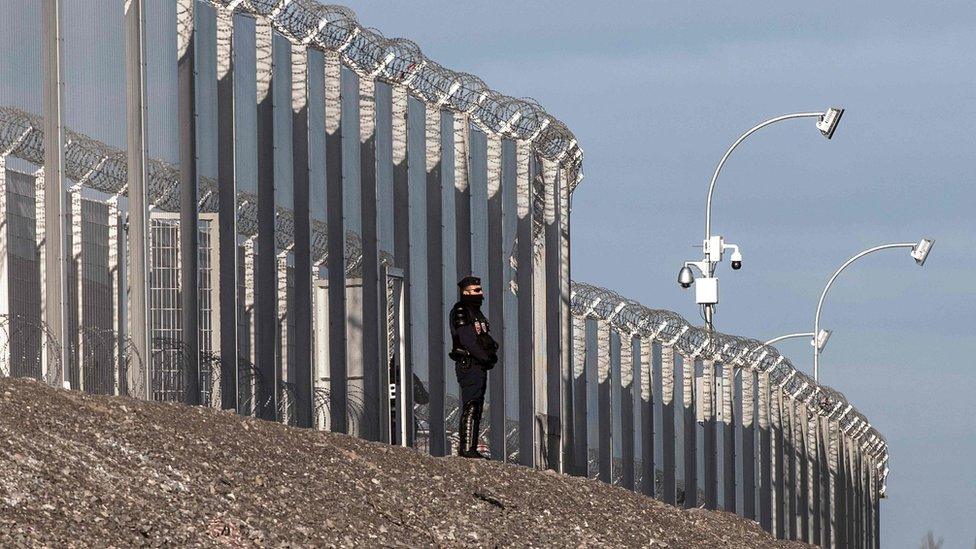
[{"left": 730, "top": 249, "right": 743, "bottom": 270}]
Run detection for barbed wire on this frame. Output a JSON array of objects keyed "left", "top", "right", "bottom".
[
  {"left": 0, "top": 313, "right": 64, "bottom": 386},
  {"left": 0, "top": 107, "right": 364, "bottom": 274},
  {"left": 202, "top": 0, "right": 583, "bottom": 187},
  {"left": 313, "top": 384, "right": 367, "bottom": 433},
  {"left": 570, "top": 281, "right": 889, "bottom": 490}
]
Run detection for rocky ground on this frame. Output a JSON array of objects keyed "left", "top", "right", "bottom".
[{"left": 0, "top": 377, "right": 809, "bottom": 547}]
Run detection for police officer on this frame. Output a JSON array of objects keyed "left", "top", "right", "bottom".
[{"left": 449, "top": 275, "right": 498, "bottom": 459}]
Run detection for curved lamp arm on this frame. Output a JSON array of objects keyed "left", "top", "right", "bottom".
[
  {"left": 813, "top": 242, "right": 918, "bottom": 381},
  {"left": 704, "top": 112, "right": 826, "bottom": 242},
  {"left": 765, "top": 332, "right": 815, "bottom": 346}
]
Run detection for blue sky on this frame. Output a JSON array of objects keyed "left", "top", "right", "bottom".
[
  {"left": 352, "top": 1, "right": 975, "bottom": 545},
  {"left": 0, "top": 0, "right": 971, "bottom": 545}
]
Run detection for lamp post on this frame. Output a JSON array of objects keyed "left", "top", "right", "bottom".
[
  {"left": 679, "top": 108, "right": 845, "bottom": 343},
  {"left": 813, "top": 237, "right": 934, "bottom": 381}
]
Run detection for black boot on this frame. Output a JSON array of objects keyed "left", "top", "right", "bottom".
[
  {"left": 465, "top": 400, "right": 489, "bottom": 459},
  {"left": 457, "top": 402, "right": 471, "bottom": 457},
  {"left": 458, "top": 401, "right": 487, "bottom": 459}
]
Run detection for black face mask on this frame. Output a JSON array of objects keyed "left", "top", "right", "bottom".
[{"left": 461, "top": 294, "right": 484, "bottom": 308}]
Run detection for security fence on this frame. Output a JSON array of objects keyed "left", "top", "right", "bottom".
[
  {"left": 0, "top": 1, "right": 882, "bottom": 548},
  {"left": 1, "top": 0, "right": 575, "bottom": 466},
  {"left": 570, "top": 281, "right": 884, "bottom": 547}
]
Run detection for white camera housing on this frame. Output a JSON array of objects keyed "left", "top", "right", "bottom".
[
  {"left": 704, "top": 236, "right": 725, "bottom": 263},
  {"left": 695, "top": 277, "right": 719, "bottom": 305},
  {"left": 730, "top": 249, "right": 743, "bottom": 270}
]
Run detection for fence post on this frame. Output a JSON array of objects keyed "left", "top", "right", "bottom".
[
  {"left": 702, "top": 358, "right": 717, "bottom": 509},
  {"left": 242, "top": 238, "right": 257, "bottom": 413},
  {"left": 215, "top": 7, "right": 239, "bottom": 412},
  {"left": 424, "top": 103, "right": 445, "bottom": 454},
  {"left": 558, "top": 164, "right": 572, "bottom": 475},
  {"left": 772, "top": 386, "right": 785, "bottom": 538},
  {"left": 0, "top": 158, "right": 8, "bottom": 375},
  {"left": 253, "top": 17, "right": 278, "bottom": 419},
  {"left": 289, "top": 43, "right": 312, "bottom": 427},
  {"left": 639, "top": 338, "right": 655, "bottom": 497},
  {"left": 34, "top": 170, "right": 49, "bottom": 382},
  {"left": 515, "top": 139, "right": 535, "bottom": 467},
  {"left": 798, "top": 403, "right": 810, "bottom": 542},
  {"left": 856, "top": 443, "right": 865, "bottom": 548},
  {"left": 596, "top": 319, "right": 612, "bottom": 483},
  {"left": 486, "top": 135, "right": 506, "bottom": 460},
  {"left": 682, "top": 354, "right": 697, "bottom": 508},
  {"left": 356, "top": 72, "right": 381, "bottom": 439},
  {"left": 571, "top": 314, "right": 588, "bottom": 476},
  {"left": 543, "top": 158, "right": 562, "bottom": 471},
  {"left": 123, "top": 0, "right": 150, "bottom": 401},
  {"left": 808, "top": 406, "right": 821, "bottom": 545},
  {"left": 323, "top": 50, "right": 347, "bottom": 432},
  {"left": 619, "top": 332, "right": 635, "bottom": 490},
  {"left": 865, "top": 456, "right": 873, "bottom": 549},
  {"left": 42, "top": 0, "right": 71, "bottom": 391},
  {"left": 819, "top": 415, "right": 832, "bottom": 547},
  {"left": 390, "top": 84, "right": 413, "bottom": 445},
  {"left": 661, "top": 345, "right": 676, "bottom": 505},
  {"left": 758, "top": 371, "right": 772, "bottom": 532},
  {"left": 722, "top": 362, "right": 735, "bottom": 512},
  {"left": 871, "top": 456, "right": 881, "bottom": 549},
  {"left": 106, "top": 198, "right": 122, "bottom": 394},
  {"left": 785, "top": 395, "right": 797, "bottom": 538},
  {"left": 742, "top": 368, "right": 756, "bottom": 519},
  {"left": 829, "top": 419, "right": 841, "bottom": 548},
  {"left": 177, "top": 0, "right": 201, "bottom": 406},
  {"left": 69, "top": 187, "right": 82, "bottom": 391}
]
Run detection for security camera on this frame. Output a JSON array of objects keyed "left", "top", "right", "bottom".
[
  {"left": 677, "top": 266, "right": 694, "bottom": 288},
  {"left": 730, "top": 249, "right": 742, "bottom": 270}
]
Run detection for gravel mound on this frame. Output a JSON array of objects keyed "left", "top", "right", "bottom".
[{"left": 0, "top": 377, "right": 808, "bottom": 547}]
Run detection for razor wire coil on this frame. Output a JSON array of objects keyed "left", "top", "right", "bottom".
[{"left": 570, "top": 280, "right": 888, "bottom": 490}]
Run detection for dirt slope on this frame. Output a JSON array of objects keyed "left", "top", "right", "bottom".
[{"left": 0, "top": 377, "right": 807, "bottom": 547}]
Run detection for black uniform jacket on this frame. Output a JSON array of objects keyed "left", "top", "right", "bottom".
[{"left": 449, "top": 301, "right": 499, "bottom": 367}]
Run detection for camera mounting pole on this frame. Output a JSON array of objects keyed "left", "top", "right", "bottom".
[{"left": 679, "top": 108, "right": 844, "bottom": 346}]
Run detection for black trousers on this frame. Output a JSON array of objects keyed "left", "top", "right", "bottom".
[{"left": 455, "top": 360, "right": 488, "bottom": 406}]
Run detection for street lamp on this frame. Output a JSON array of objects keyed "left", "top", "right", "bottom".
[
  {"left": 678, "top": 107, "right": 845, "bottom": 339},
  {"left": 813, "top": 237, "right": 934, "bottom": 381},
  {"left": 732, "top": 330, "right": 831, "bottom": 382}
]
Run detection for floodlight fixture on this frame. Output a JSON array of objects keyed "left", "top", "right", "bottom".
[
  {"left": 813, "top": 328, "right": 832, "bottom": 352},
  {"left": 813, "top": 237, "right": 935, "bottom": 381},
  {"left": 817, "top": 107, "right": 844, "bottom": 139},
  {"left": 911, "top": 237, "right": 934, "bottom": 266}
]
